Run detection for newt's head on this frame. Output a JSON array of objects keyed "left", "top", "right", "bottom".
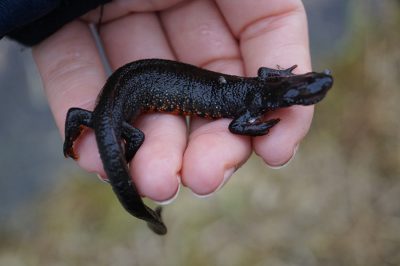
[{"left": 273, "top": 70, "right": 333, "bottom": 107}]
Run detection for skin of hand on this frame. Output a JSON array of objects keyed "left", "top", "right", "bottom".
[{"left": 32, "top": 0, "right": 313, "bottom": 203}]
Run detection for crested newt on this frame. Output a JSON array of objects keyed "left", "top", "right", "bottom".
[{"left": 63, "top": 58, "right": 333, "bottom": 235}]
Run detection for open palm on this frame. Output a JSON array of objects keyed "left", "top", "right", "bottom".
[{"left": 33, "top": 0, "right": 313, "bottom": 203}]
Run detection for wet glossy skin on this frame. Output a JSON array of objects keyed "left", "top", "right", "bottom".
[{"left": 63, "top": 59, "right": 333, "bottom": 235}]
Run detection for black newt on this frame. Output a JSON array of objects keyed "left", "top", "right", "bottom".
[{"left": 63, "top": 58, "right": 333, "bottom": 235}]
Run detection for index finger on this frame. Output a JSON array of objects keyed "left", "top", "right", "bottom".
[
  {"left": 33, "top": 21, "right": 107, "bottom": 175},
  {"left": 217, "top": 0, "right": 313, "bottom": 167}
]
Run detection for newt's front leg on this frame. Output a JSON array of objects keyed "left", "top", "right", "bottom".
[
  {"left": 63, "top": 108, "right": 93, "bottom": 159},
  {"left": 228, "top": 110, "right": 280, "bottom": 136}
]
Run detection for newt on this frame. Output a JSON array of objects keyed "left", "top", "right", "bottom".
[{"left": 63, "top": 58, "right": 333, "bottom": 235}]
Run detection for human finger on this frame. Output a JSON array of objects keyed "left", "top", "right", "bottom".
[
  {"left": 160, "top": 0, "right": 252, "bottom": 196},
  {"left": 33, "top": 21, "right": 107, "bottom": 176},
  {"left": 217, "top": 0, "right": 313, "bottom": 167},
  {"left": 81, "top": 0, "right": 188, "bottom": 22},
  {"left": 100, "top": 13, "right": 186, "bottom": 203}
]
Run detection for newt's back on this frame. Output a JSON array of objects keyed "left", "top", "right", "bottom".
[{"left": 120, "top": 59, "right": 251, "bottom": 118}]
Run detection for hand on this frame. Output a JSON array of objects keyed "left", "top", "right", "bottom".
[{"left": 33, "top": 0, "right": 313, "bottom": 203}]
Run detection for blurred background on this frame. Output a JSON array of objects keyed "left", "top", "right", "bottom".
[{"left": 0, "top": 0, "right": 399, "bottom": 265}]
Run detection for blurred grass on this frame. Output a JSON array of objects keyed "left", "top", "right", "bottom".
[{"left": 1, "top": 1, "right": 399, "bottom": 266}]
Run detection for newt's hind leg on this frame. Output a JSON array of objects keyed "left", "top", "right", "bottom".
[
  {"left": 229, "top": 110, "right": 280, "bottom": 136},
  {"left": 122, "top": 122, "right": 145, "bottom": 163},
  {"left": 63, "top": 108, "right": 93, "bottom": 159}
]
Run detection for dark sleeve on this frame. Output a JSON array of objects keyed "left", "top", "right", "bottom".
[{"left": 0, "top": 0, "right": 111, "bottom": 46}]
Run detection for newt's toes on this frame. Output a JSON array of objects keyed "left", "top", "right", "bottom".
[{"left": 63, "top": 144, "right": 78, "bottom": 160}]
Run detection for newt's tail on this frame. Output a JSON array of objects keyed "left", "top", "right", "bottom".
[
  {"left": 111, "top": 182, "right": 167, "bottom": 235},
  {"left": 108, "top": 155, "right": 167, "bottom": 235},
  {"left": 107, "top": 156, "right": 167, "bottom": 235},
  {"left": 94, "top": 122, "right": 167, "bottom": 235},
  {"left": 146, "top": 206, "right": 167, "bottom": 234}
]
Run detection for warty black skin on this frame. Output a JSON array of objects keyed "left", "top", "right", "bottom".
[{"left": 63, "top": 58, "right": 333, "bottom": 235}]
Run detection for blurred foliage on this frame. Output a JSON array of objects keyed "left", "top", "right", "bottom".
[{"left": 1, "top": 1, "right": 399, "bottom": 265}]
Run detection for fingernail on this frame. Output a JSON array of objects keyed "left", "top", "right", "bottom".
[
  {"left": 216, "top": 167, "right": 236, "bottom": 191},
  {"left": 153, "top": 175, "right": 181, "bottom": 205},
  {"left": 266, "top": 144, "right": 299, "bottom": 169},
  {"left": 192, "top": 167, "right": 236, "bottom": 198},
  {"left": 96, "top": 174, "right": 110, "bottom": 184}
]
